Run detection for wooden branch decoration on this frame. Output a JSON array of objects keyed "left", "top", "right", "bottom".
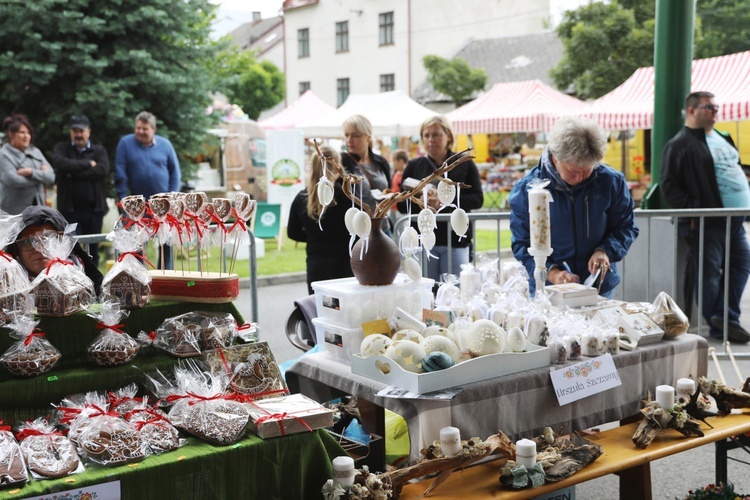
[
  {"left": 632, "top": 394, "right": 704, "bottom": 449},
  {"left": 699, "top": 375, "right": 750, "bottom": 415},
  {"left": 313, "top": 141, "right": 475, "bottom": 220}
]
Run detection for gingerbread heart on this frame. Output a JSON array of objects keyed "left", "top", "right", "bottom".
[
  {"left": 122, "top": 195, "right": 146, "bottom": 220},
  {"left": 185, "top": 192, "right": 207, "bottom": 214},
  {"left": 149, "top": 197, "right": 171, "bottom": 218},
  {"left": 169, "top": 198, "right": 185, "bottom": 219},
  {"left": 212, "top": 198, "right": 232, "bottom": 221}
]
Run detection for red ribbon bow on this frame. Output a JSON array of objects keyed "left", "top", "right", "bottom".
[
  {"left": 165, "top": 214, "right": 185, "bottom": 245},
  {"left": 253, "top": 411, "right": 313, "bottom": 437},
  {"left": 165, "top": 392, "right": 226, "bottom": 406},
  {"left": 24, "top": 329, "right": 46, "bottom": 346},
  {"left": 45, "top": 257, "right": 73, "bottom": 275},
  {"left": 132, "top": 414, "right": 170, "bottom": 431},
  {"left": 16, "top": 428, "right": 64, "bottom": 441},
  {"left": 108, "top": 392, "right": 143, "bottom": 410},
  {"left": 55, "top": 406, "right": 82, "bottom": 424},
  {"left": 117, "top": 251, "right": 155, "bottom": 269},
  {"left": 96, "top": 322, "right": 126, "bottom": 334},
  {"left": 86, "top": 404, "right": 119, "bottom": 419},
  {"left": 228, "top": 207, "right": 248, "bottom": 234},
  {"left": 0, "top": 250, "right": 13, "bottom": 262},
  {"left": 0, "top": 420, "right": 11, "bottom": 432}
]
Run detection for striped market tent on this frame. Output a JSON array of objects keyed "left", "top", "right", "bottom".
[
  {"left": 580, "top": 51, "right": 750, "bottom": 130},
  {"left": 447, "top": 80, "right": 585, "bottom": 134}
]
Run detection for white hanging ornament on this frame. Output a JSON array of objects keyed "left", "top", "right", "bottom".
[
  {"left": 316, "top": 176, "right": 335, "bottom": 230},
  {"left": 451, "top": 209, "right": 469, "bottom": 238},
  {"left": 403, "top": 255, "right": 422, "bottom": 281},
  {"left": 437, "top": 180, "right": 456, "bottom": 207},
  {"left": 417, "top": 208, "right": 436, "bottom": 234},
  {"left": 399, "top": 227, "right": 420, "bottom": 257},
  {"left": 344, "top": 206, "right": 359, "bottom": 234},
  {"left": 422, "top": 231, "right": 436, "bottom": 251},
  {"left": 352, "top": 211, "right": 371, "bottom": 238}
]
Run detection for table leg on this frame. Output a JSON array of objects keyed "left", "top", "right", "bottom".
[
  {"left": 715, "top": 438, "right": 729, "bottom": 485},
  {"left": 617, "top": 463, "right": 652, "bottom": 500}
]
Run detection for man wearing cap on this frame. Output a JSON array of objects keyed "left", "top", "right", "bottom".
[{"left": 52, "top": 114, "right": 110, "bottom": 267}]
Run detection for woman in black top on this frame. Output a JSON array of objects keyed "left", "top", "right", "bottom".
[
  {"left": 287, "top": 145, "right": 354, "bottom": 294},
  {"left": 398, "top": 116, "right": 483, "bottom": 280},
  {"left": 340, "top": 114, "right": 391, "bottom": 211}
]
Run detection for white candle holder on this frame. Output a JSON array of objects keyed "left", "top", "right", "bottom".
[
  {"left": 515, "top": 438, "right": 537, "bottom": 468},
  {"left": 439, "top": 426, "right": 463, "bottom": 457},
  {"left": 332, "top": 456, "right": 355, "bottom": 488},
  {"left": 655, "top": 385, "right": 675, "bottom": 410}
]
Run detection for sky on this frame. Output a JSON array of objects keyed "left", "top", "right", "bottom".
[{"left": 211, "top": 0, "right": 592, "bottom": 38}]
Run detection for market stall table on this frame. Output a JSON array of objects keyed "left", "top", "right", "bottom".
[
  {"left": 0, "top": 428, "right": 344, "bottom": 499},
  {"left": 286, "top": 334, "right": 707, "bottom": 465},
  {"left": 398, "top": 410, "right": 750, "bottom": 500},
  {"left": 0, "top": 300, "right": 243, "bottom": 422}
]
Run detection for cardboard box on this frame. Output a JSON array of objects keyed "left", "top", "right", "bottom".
[
  {"left": 312, "top": 274, "right": 433, "bottom": 328},
  {"left": 545, "top": 283, "right": 598, "bottom": 308},
  {"left": 617, "top": 312, "right": 664, "bottom": 346},
  {"left": 351, "top": 340, "right": 549, "bottom": 394},
  {"left": 249, "top": 394, "right": 334, "bottom": 439}
]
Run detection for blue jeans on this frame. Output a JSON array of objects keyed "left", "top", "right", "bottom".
[
  {"left": 695, "top": 217, "right": 750, "bottom": 330},
  {"left": 426, "top": 246, "right": 470, "bottom": 281}
]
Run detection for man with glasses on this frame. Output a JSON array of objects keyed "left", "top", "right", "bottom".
[
  {"left": 661, "top": 91, "right": 750, "bottom": 343},
  {"left": 52, "top": 114, "right": 109, "bottom": 267}
]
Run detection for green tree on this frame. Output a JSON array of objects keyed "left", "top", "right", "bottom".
[
  {"left": 0, "top": 0, "right": 222, "bottom": 184},
  {"left": 211, "top": 46, "right": 285, "bottom": 121},
  {"left": 423, "top": 55, "right": 488, "bottom": 106},
  {"left": 552, "top": 0, "right": 750, "bottom": 99}
]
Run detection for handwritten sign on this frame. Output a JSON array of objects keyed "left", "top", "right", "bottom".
[{"left": 549, "top": 354, "right": 622, "bottom": 406}]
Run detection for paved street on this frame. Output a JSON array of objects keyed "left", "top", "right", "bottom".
[{"left": 233, "top": 274, "right": 750, "bottom": 499}]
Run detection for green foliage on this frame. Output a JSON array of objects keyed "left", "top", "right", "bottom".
[
  {"left": 210, "top": 45, "right": 285, "bottom": 121},
  {"left": 423, "top": 55, "right": 487, "bottom": 106},
  {"left": 0, "top": 0, "right": 223, "bottom": 186},
  {"left": 552, "top": 0, "right": 750, "bottom": 99}
]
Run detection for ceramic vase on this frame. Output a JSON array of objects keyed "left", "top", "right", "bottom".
[{"left": 351, "top": 218, "right": 400, "bottom": 286}]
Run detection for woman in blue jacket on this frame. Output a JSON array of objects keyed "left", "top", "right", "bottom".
[{"left": 509, "top": 116, "right": 638, "bottom": 298}]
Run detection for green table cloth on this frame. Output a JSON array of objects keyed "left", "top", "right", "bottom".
[
  {"left": 0, "top": 301, "right": 243, "bottom": 422},
  {"left": 0, "top": 429, "right": 345, "bottom": 499}
]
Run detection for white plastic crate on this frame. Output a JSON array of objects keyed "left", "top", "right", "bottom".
[
  {"left": 312, "top": 274, "right": 434, "bottom": 328},
  {"left": 312, "top": 317, "right": 364, "bottom": 363}
]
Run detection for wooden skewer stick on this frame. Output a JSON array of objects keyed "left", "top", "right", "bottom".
[
  {"left": 709, "top": 347, "right": 727, "bottom": 385},
  {"left": 725, "top": 342, "right": 744, "bottom": 386}
]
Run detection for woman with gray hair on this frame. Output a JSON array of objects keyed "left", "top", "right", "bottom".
[{"left": 509, "top": 116, "right": 639, "bottom": 298}]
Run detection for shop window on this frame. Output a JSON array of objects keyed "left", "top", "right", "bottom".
[
  {"left": 335, "top": 21, "right": 349, "bottom": 53},
  {"left": 379, "top": 12, "right": 394, "bottom": 46},
  {"left": 299, "top": 81, "right": 310, "bottom": 95},
  {"left": 298, "top": 28, "right": 310, "bottom": 58},
  {"left": 380, "top": 74, "right": 395, "bottom": 92},
  {"left": 337, "top": 78, "right": 350, "bottom": 106}
]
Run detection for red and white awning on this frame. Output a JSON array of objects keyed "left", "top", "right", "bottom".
[
  {"left": 580, "top": 51, "right": 750, "bottom": 130},
  {"left": 447, "top": 80, "right": 585, "bottom": 134},
  {"left": 258, "top": 90, "right": 337, "bottom": 130}
]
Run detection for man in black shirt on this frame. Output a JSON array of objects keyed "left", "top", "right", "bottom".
[{"left": 52, "top": 114, "right": 110, "bottom": 267}]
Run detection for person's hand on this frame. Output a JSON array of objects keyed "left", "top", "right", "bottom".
[
  {"left": 17, "top": 167, "right": 32, "bottom": 177},
  {"left": 426, "top": 187, "right": 440, "bottom": 210},
  {"left": 90, "top": 160, "right": 97, "bottom": 168},
  {"left": 548, "top": 267, "right": 579, "bottom": 285},
  {"left": 588, "top": 249, "right": 610, "bottom": 282},
  {"left": 41, "top": 164, "right": 50, "bottom": 171}
]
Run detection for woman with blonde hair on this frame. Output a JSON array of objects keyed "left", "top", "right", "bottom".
[
  {"left": 341, "top": 114, "right": 391, "bottom": 210},
  {"left": 288, "top": 145, "right": 354, "bottom": 293},
  {"left": 397, "top": 115, "right": 483, "bottom": 280}
]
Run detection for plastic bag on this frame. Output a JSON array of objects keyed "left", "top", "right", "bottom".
[
  {"left": 124, "top": 403, "right": 184, "bottom": 454},
  {"left": 77, "top": 411, "right": 150, "bottom": 465},
  {"left": 648, "top": 291, "right": 689, "bottom": 338},
  {"left": 153, "top": 311, "right": 236, "bottom": 357},
  {"left": 107, "top": 383, "right": 145, "bottom": 416},
  {"left": 101, "top": 230, "right": 151, "bottom": 309},
  {"left": 87, "top": 303, "right": 140, "bottom": 366},
  {"left": 16, "top": 417, "right": 83, "bottom": 479},
  {"left": 29, "top": 229, "right": 95, "bottom": 317},
  {"left": 0, "top": 315, "right": 60, "bottom": 377},
  {"left": 0, "top": 215, "right": 32, "bottom": 323},
  {"left": 0, "top": 421, "right": 28, "bottom": 487}
]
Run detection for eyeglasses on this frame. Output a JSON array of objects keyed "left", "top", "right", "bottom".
[
  {"left": 696, "top": 104, "right": 720, "bottom": 112},
  {"left": 15, "top": 238, "right": 38, "bottom": 252}
]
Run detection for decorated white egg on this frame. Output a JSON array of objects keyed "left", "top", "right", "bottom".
[
  {"left": 360, "top": 334, "right": 393, "bottom": 358},
  {"left": 392, "top": 329, "right": 424, "bottom": 344},
  {"left": 423, "top": 325, "right": 458, "bottom": 344},
  {"left": 417, "top": 208, "right": 436, "bottom": 234},
  {"left": 422, "top": 351, "right": 455, "bottom": 372},
  {"left": 399, "top": 227, "right": 421, "bottom": 255},
  {"left": 344, "top": 207, "right": 360, "bottom": 234},
  {"left": 317, "top": 178, "right": 335, "bottom": 206},
  {"left": 352, "top": 211, "right": 372, "bottom": 238},
  {"left": 385, "top": 340, "right": 426, "bottom": 373},
  {"left": 467, "top": 319, "right": 506, "bottom": 356},
  {"left": 437, "top": 180, "right": 456, "bottom": 206},
  {"left": 404, "top": 256, "right": 422, "bottom": 281},
  {"left": 420, "top": 335, "right": 461, "bottom": 362},
  {"left": 507, "top": 326, "right": 526, "bottom": 352},
  {"left": 450, "top": 208, "right": 469, "bottom": 238},
  {"left": 421, "top": 231, "right": 436, "bottom": 251}
]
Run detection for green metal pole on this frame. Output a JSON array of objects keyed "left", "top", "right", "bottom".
[{"left": 641, "top": 0, "right": 695, "bottom": 209}]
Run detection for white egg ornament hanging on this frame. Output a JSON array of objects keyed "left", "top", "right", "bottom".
[
  {"left": 399, "top": 227, "right": 421, "bottom": 256},
  {"left": 437, "top": 180, "right": 456, "bottom": 207},
  {"left": 352, "top": 211, "right": 371, "bottom": 238},
  {"left": 403, "top": 256, "right": 422, "bottom": 281},
  {"left": 344, "top": 206, "right": 360, "bottom": 234},
  {"left": 417, "top": 208, "right": 436, "bottom": 234},
  {"left": 450, "top": 208, "right": 469, "bottom": 239},
  {"left": 316, "top": 176, "right": 335, "bottom": 230},
  {"left": 422, "top": 231, "right": 436, "bottom": 251}
]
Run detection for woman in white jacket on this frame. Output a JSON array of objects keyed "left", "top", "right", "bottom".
[{"left": 0, "top": 114, "right": 55, "bottom": 215}]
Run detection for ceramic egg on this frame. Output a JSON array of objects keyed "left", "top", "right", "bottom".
[
  {"left": 360, "top": 334, "right": 393, "bottom": 358},
  {"left": 344, "top": 207, "right": 360, "bottom": 234},
  {"left": 417, "top": 208, "right": 436, "bottom": 234},
  {"left": 421, "top": 231, "right": 436, "bottom": 251},
  {"left": 437, "top": 180, "right": 456, "bottom": 206},
  {"left": 392, "top": 329, "right": 424, "bottom": 344},
  {"left": 403, "top": 256, "right": 422, "bottom": 281},
  {"left": 399, "top": 227, "right": 420, "bottom": 255},
  {"left": 316, "top": 179, "right": 334, "bottom": 206},
  {"left": 507, "top": 326, "right": 526, "bottom": 352},
  {"left": 352, "top": 211, "right": 371, "bottom": 238},
  {"left": 466, "top": 319, "right": 506, "bottom": 356},
  {"left": 423, "top": 325, "right": 458, "bottom": 344},
  {"left": 450, "top": 208, "right": 469, "bottom": 238},
  {"left": 525, "top": 314, "right": 549, "bottom": 346},
  {"left": 385, "top": 340, "right": 426, "bottom": 373},
  {"left": 422, "top": 351, "right": 455, "bottom": 372},
  {"left": 420, "top": 335, "right": 460, "bottom": 362}
]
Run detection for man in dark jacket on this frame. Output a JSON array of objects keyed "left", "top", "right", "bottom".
[
  {"left": 52, "top": 114, "right": 109, "bottom": 267},
  {"left": 661, "top": 91, "right": 750, "bottom": 343}
]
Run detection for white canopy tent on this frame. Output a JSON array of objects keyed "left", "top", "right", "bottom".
[{"left": 297, "top": 90, "right": 438, "bottom": 137}]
